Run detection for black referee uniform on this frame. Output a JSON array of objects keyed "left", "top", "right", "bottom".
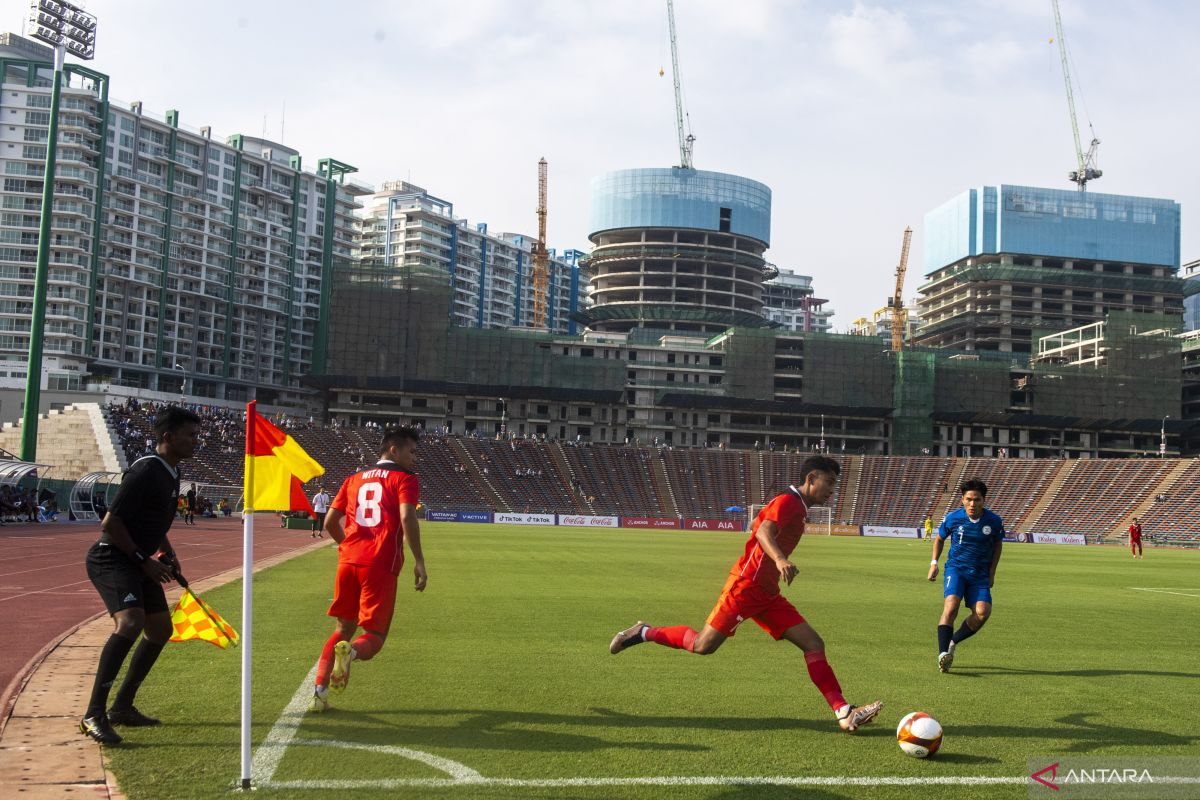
[
  {"left": 81, "top": 454, "right": 182, "bottom": 742},
  {"left": 86, "top": 456, "right": 181, "bottom": 616}
]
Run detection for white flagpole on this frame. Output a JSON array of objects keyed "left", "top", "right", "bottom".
[
  {"left": 240, "top": 402, "right": 257, "bottom": 790},
  {"left": 240, "top": 508, "right": 254, "bottom": 789}
]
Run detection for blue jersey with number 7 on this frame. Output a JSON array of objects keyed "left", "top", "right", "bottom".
[{"left": 938, "top": 507, "right": 1004, "bottom": 577}]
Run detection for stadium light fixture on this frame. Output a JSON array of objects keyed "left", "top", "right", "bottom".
[
  {"left": 1160, "top": 415, "right": 1169, "bottom": 458},
  {"left": 20, "top": 0, "right": 98, "bottom": 462}
]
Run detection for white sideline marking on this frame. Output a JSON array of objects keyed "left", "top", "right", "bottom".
[
  {"left": 250, "top": 662, "right": 320, "bottom": 784},
  {"left": 252, "top": 665, "right": 483, "bottom": 785},
  {"left": 1130, "top": 587, "right": 1200, "bottom": 598},
  {"left": 263, "top": 776, "right": 1027, "bottom": 789},
  {"left": 291, "top": 739, "right": 483, "bottom": 781}
]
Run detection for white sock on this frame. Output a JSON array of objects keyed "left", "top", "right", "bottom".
[
  {"left": 835, "top": 703, "right": 851, "bottom": 719},
  {"left": 314, "top": 685, "right": 328, "bottom": 698}
]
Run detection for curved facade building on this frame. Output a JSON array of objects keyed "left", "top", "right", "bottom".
[{"left": 578, "top": 168, "right": 775, "bottom": 334}]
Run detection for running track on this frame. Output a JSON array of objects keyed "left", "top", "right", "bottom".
[{"left": 0, "top": 516, "right": 325, "bottom": 729}]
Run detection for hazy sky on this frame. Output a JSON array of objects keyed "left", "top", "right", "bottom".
[{"left": 14, "top": 1, "right": 1199, "bottom": 327}]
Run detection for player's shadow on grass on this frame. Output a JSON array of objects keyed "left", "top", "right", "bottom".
[
  {"left": 953, "top": 665, "right": 1200, "bottom": 680},
  {"left": 299, "top": 707, "right": 891, "bottom": 753},
  {"left": 952, "top": 712, "right": 1197, "bottom": 753},
  {"left": 302, "top": 708, "right": 710, "bottom": 753}
]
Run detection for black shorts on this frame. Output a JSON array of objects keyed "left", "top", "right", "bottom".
[{"left": 86, "top": 542, "right": 169, "bottom": 616}]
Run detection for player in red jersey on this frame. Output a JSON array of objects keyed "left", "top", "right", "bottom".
[
  {"left": 308, "top": 427, "right": 426, "bottom": 712},
  {"left": 1129, "top": 517, "right": 1143, "bottom": 559},
  {"left": 609, "top": 455, "right": 883, "bottom": 733}
]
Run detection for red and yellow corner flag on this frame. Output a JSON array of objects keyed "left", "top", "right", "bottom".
[
  {"left": 244, "top": 401, "right": 324, "bottom": 514},
  {"left": 171, "top": 589, "right": 239, "bottom": 649}
]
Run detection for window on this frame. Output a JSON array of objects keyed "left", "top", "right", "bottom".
[
  {"left": 719, "top": 207, "right": 732, "bottom": 233},
  {"left": 466, "top": 400, "right": 478, "bottom": 412}
]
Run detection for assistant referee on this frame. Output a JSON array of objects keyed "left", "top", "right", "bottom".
[{"left": 80, "top": 406, "right": 201, "bottom": 745}]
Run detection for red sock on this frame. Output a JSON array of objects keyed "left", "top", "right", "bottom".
[
  {"left": 352, "top": 632, "right": 384, "bottom": 661},
  {"left": 644, "top": 625, "right": 698, "bottom": 652},
  {"left": 804, "top": 651, "right": 847, "bottom": 712},
  {"left": 315, "top": 631, "right": 347, "bottom": 688}
]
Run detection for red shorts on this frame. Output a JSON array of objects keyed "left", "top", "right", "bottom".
[
  {"left": 327, "top": 562, "right": 398, "bottom": 634},
  {"left": 705, "top": 573, "right": 806, "bottom": 640}
]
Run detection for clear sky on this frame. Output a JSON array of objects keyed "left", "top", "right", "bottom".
[{"left": 12, "top": 0, "right": 1198, "bottom": 328}]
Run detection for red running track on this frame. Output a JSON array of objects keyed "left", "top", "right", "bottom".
[{"left": 0, "top": 515, "right": 326, "bottom": 729}]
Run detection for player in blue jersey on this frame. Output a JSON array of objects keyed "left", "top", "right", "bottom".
[{"left": 927, "top": 479, "right": 1004, "bottom": 673}]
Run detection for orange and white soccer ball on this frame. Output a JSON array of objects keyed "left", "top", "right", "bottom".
[{"left": 896, "top": 712, "right": 943, "bottom": 758}]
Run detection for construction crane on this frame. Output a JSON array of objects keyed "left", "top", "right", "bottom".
[
  {"left": 666, "top": 0, "right": 695, "bottom": 168},
  {"left": 888, "top": 227, "right": 912, "bottom": 352},
  {"left": 531, "top": 157, "right": 550, "bottom": 329},
  {"left": 1051, "top": 0, "right": 1101, "bottom": 190}
]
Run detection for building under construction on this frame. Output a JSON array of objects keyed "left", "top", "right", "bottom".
[
  {"left": 916, "top": 185, "right": 1184, "bottom": 353},
  {"left": 312, "top": 247, "right": 1194, "bottom": 458}
]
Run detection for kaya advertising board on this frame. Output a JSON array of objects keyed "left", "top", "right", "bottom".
[
  {"left": 1032, "top": 532, "right": 1087, "bottom": 546},
  {"left": 621, "top": 517, "right": 681, "bottom": 529},
  {"left": 557, "top": 514, "right": 619, "bottom": 528},
  {"left": 861, "top": 525, "right": 921, "bottom": 539},
  {"left": 494, "top": 512, "right": 556, "bottom": 526}
]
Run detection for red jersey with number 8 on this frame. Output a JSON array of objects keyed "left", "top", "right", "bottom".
[{"left": 331, "top": 461, "right": 420, "bottom": 576}]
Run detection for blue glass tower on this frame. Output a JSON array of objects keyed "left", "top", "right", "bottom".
[{"left": 577, "top": 167, "right": 776, "bottom": 334}]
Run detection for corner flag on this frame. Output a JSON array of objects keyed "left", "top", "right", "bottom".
[
  {"left": 239, "top": 400, "right": 324, "bottom": 789},
  {"left": 244, "top": 403, "right": 324, "bottom": 513}
]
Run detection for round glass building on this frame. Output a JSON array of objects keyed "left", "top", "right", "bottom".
[{"left": 577, "top": 168, "right": 776, "bottom": 334}]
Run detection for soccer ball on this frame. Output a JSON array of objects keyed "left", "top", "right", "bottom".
[{"left": 896, "top": 712, "right": 943, "bottom": 758}]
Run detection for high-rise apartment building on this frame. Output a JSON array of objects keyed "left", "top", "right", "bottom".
[
  {"left": 357, "top": 181, "right": 588, "bottom": 334},
  {"left": 761, "top": 269, "right": 833, "bottom": 332},
  {"left": 0, "top": 33, "right": 364, "bottom": 403}
]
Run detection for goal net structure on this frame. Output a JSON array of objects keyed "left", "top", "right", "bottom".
[
  {"left": 807, "top": 505, "right": 833, "bottom": 535},
  {"left": 747, "top": 504, "right": 833, "bottom": 534}
]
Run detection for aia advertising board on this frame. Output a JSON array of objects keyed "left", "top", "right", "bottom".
[{"left": 682, "top": 518, "right": 745, "bottom": 532}]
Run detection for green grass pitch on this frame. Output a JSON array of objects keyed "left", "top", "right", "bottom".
[{"left": 104, "top": 524, "right": 1200, "bottom": 799}]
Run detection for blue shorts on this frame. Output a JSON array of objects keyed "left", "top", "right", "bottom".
[{"left": 943, "top": 569, "right": 992, "bottom": 607}]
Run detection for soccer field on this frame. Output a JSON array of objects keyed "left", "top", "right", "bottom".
[{"left": 105, "top": 524, "right": 1200, "bottom": 799}]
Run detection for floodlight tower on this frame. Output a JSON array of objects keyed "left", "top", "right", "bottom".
[{"left": 21, "top": 0, "right": 97, "bottom": 461}]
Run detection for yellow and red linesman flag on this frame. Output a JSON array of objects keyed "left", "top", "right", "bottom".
[
  {"left": 244, "top": 401, "right": 324, "bottom": 514},
  {"left": 170, "top": 589, "right": 239, "bottom": 649}
]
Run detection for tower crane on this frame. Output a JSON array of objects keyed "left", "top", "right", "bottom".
[
  {"left": 889, "top": 227, "right": 912, "bottom": 352},
  {"left": 531, "top": 157, "right": 550, "bottom": 329},
  {"left": 1051, "top": 0, "right": 1102, "bottom": 190},
  {"left": 666, "top": 0, "right": 695, "bottom": 168}
]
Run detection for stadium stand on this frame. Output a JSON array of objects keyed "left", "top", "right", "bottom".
[
  {"left": 662, "top": 448, "right": 748, "bottom": 518},
  {"left": 1107, "top": 460, "right": 1200, "bottom": 547},
  {"left": 460, "top": 438, "right": 581, "bottom": 514},
  {"left": 760, "top": 451, "right": 849, "bottom": 522},
  {"left": 852, "top": 456, "right": 955, "bottom": 527},
  {"left": 560, "top": 444, "right": 668, "bottom": 517},
  {"left": 1030, "top": 458, "right": 1179, "bottom": 543},
  {"left": 88, "top": 400, "right": 1200, "bottom": 546},
  {"left": 933, "top": 458, "right": 1062, "bottom": 530}
]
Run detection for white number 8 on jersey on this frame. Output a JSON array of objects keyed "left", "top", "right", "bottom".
[{"left": 355, "top": 482, "right": 383, "bottom": 527}]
